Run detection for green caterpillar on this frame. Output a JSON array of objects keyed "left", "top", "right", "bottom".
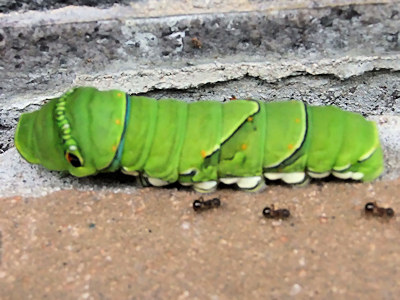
[{"left": 15, "top": 87, "right": 383, "bottom": 192}]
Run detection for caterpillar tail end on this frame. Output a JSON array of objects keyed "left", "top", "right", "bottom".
[{"left": 359, "top": 146, "right": 384, "bottom": 182}]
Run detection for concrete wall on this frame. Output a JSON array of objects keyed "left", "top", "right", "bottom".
[{"left": 0, "top": 0, "right": 399, "bottom": 196}]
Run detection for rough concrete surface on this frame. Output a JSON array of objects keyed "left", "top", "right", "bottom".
[
  {"left": 0, "top": 0, "right": 131, "bottom": 13},
  {"left": 0, "top": 0, "right": 400, "bottom": 298},
  {"left": 1, "top": 2, "right": 400, "bottom": 107},
  {"left": 0, "top": 180, "right": 399, "bottom": 299}
]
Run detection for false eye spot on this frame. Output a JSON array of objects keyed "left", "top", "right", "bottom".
[{"left": 65, "top": 152, "right": 82, "bottom": 167}]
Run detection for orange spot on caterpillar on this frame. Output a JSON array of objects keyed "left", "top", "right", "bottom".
[
  {"left": 295, "top": 118, "right": 300, "bottom": 123},
  {"left": 117, "top": 93, "right": 122, "bottom": 97},
  {"left": 115, "top": 119, "right": 121, "bottom": 125},
  {"left": 247, "top": 117, "right": 253, "bottom": 122},
  {"left": 112, "top": 145, "right": 117, "bottom": 152},
  {"left": 241, "top": 144, "right": 247, "bottom": 150},
  {"left": 201, "top": 150, "right": 207, "bottom": 158},
  {"left": 288, "top": 144, "right": 294, "bottom": 150}
]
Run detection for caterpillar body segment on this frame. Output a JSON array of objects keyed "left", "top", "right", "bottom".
[{"left": 14, "top": 87, "right": 384, "bottom": 192}]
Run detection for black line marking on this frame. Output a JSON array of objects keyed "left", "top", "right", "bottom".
[
  {"left": 306, "top": 169, "right": 330, "bottom": 175},
  {"left": 196, "top": 101, "right": 261, "bottom": 179},
  {"left": 262, "top": 102, "right": 308, "bottom": 172},
  {"left": 357, "top": 148, "right": 377, "bottom": 163},
  {"left": 219, "top": 100, "right": 261, "bottom": 148},
  {"left": 331, "top": 165, "right": 352, "bottom": 173},
  {"left": 177, "top": 100, "right": 261, "bottom": 163},
  {"left": 180, "top": 170, "right": 197, "bottom": 176},
  {"left": 138, "top": 173, "right": 151, "bottom": 187},
  {"left": 212, "top": 100, "right": 261, "bottom": 178},
  {"left": 103, "top": 93, "right": 131, "bottom": 171},
  {"left": 296, "top": 173, "right": 310, "bottom": 185},
  {"left": 281, "top": 102, "right": 308, "bottom": 165},
  {"left": 176, "top": 100, "right": 260, "bottom": 182}
]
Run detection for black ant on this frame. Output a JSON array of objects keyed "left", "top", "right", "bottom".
[
  {"left": 193, "top": 197, "right": 221, "bottom": 212},
  {"left": 364, "top": 202, "right": 394, "bottom": 218},
  {"left": 262, "top": 204, "right": 290, "bottom": 219}
]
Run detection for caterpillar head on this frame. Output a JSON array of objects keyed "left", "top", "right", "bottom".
[{"left": 15, "top": 87, "right": 126, "bottom": 177}]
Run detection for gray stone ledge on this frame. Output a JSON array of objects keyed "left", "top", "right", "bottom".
[
  {"left": 74, "top": 55, "right": 400, "bottom": 97},
  {"left": 3, "top": 55, "right": 399, "bottom": 110},
  {"left": 0, "top": 1, "right": 396, "bottom": 19},
  {"left": 1, "top": 3, "right": 399, "bottom": 108}
]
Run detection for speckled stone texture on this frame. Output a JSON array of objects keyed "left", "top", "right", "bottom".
[
  {"left": 0, "top": 0, "right": 132, "bottom": 13},
  {"left": 1, "top": 3, "right": 399, "bottom": 107}
]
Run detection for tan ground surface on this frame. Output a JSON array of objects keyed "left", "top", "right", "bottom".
[{"left": 0, "top": 179, "right": 399, "bottom": 299}]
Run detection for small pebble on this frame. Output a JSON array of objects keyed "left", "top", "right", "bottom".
[
  {"left": 299, "top": 257, "right": 306, "bottom": 266},
  {"left": 181, "top": 222, "right": 190, "bottom": 230},
  {"left": 290, "top": 283, "right": 302, "bottom": 296}
]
